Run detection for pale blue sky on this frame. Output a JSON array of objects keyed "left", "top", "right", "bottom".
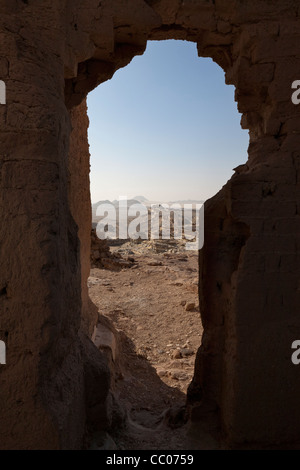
[{"left": 87, "top": 40, "right": 249, "bottom": 203}]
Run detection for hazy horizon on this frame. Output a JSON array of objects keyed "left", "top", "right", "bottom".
[{"left": 91, "top": 195, "right": 206, "bottom": 205}]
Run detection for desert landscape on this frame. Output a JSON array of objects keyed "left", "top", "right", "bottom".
[
  {"left": 88, "top": 226, "right": 219, "bottom": 449},
  {"left": 1, "top": 0, "right": 300, "bottom": 451}
]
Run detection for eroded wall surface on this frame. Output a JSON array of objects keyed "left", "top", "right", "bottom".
[{"left": 0, "top": 0, "right": 300, "bottom": 449}]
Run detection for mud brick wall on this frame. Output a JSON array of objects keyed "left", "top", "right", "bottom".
[{"left": 1, "top": 0, "right": 300, "bottom": 449}]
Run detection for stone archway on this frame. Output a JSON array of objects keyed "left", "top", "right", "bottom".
[{"left": 1, "top": 0, "right": 300, "bottom": 450}]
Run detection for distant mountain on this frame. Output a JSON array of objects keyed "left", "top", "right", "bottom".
[
  {"left": 110, "top": 198, "right": 144, "bottom": 207},
  {"left": 92, "top": 199, "right": 111, "bottom": 207},
  {"left": 92, "top": 198, "right": 147, "bottom": 209},
  {"left": 92, "top": 200, "right": 112, "bottom": 217},
  {"left": 133, "top": 195, "right": 149, "bottom": 203},
  {"left": 169, "top": 199, "right": 205, "bottom": 204},
  {"left": 92, "top": 198, "right": 145, "bottom": 223}
]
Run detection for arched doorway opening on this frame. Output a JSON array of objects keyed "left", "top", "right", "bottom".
[{"left": 78, "top": 39, "right": 248, "bottom": 449}]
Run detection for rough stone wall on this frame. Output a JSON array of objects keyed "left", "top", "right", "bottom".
[
  {"left": 68, "top": 99, "right": 96, "bottom": 336},
  {"left": 1, "top": 0, "right": 300, "bottom": 449},
  {"left": 0, "top": 1, "right": 81, "bottom": 449},
  {"left": 193, "top": 10, "right": 300, "bottom": 445}
]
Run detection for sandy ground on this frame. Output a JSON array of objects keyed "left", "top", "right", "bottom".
[{"left": 88, "top": 243, "right": 218, "bottom": 450}]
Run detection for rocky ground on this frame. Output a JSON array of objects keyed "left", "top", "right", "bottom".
[{"left": 88, "top": 240, "right": 218, "bottom": 450}]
